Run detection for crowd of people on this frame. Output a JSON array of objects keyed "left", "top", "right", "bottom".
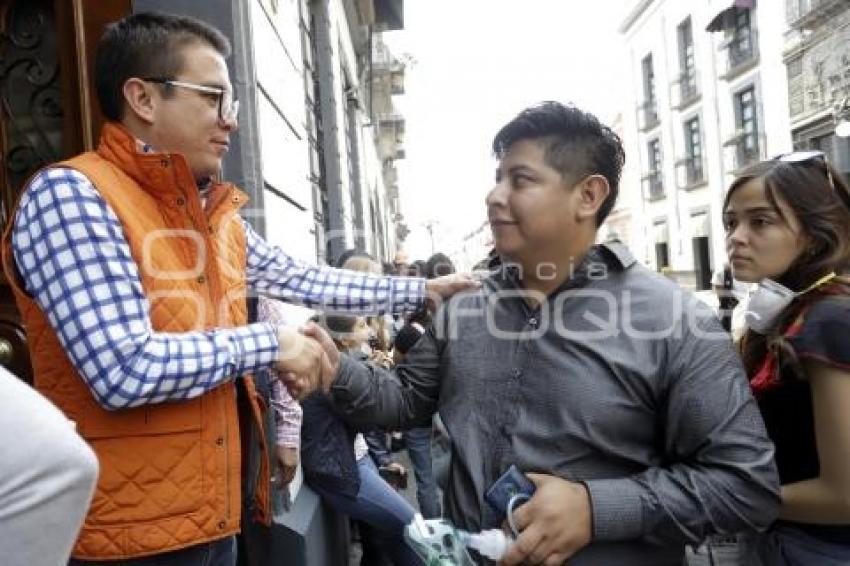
[{"left": 2, "top": 9, "right": 850, "bottom": 566}]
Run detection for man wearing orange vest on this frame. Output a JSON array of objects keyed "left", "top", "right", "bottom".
[{"left": 1, "top": 12, "right": 469, "bottom": 565}]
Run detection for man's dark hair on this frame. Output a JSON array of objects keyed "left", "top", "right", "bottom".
[
  {"left": 492, "top": 101, "right": 626, "bottom": 225},
  {"left": 406, "top": 260, "right": 427, "bottom": 278},
  {"left": 425, "top": 252, "right": 455, "bottom": 280},
  {"left": 95, "top": 12, "right": 232, "bottom": 121}
]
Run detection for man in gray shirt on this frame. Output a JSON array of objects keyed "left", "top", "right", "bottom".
[{"left": 297, "top": 102, "right": 780, "bottom": 565}]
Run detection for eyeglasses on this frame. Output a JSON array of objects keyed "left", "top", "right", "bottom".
[{"left": 142, "top": 77, "right": 239, "bottom": 123}]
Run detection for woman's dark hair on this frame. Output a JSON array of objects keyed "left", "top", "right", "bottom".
[
  {"left": 725, "top": 157, "right": 850, "bottom": 381},
  {"left": 96, "top": 12, "right": 231, "bottom": 121},
  {"left": 316, "top": 313, "right": 358, "bottom": 350},
  {"left": 492, "top": 101, "right": 625, "bottom": 226}
]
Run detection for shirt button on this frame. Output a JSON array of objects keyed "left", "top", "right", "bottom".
[
  {"left": 218, "top": 521, "right": 226, "bottom": 530},
  {"left": 216, "top": 436, "right": 224, "bottom": 446},
  {"left": 512, "top": 368, "right": 523, "bottom": 378},
  {"left": 160, "top": 158, "right": 170, "bottom": 167},
  {"left": 207, "top": 226, "right": 214, "bottom": 234},
  {"left": 196, "top": 275, "right": 206, "bottom": 284},
  {"left": 528, "top": 317, "right": 538, "bottom": 327}
]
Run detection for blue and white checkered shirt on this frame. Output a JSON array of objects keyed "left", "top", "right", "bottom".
[{"left": 11, "top": 167, "right": 424, "bottom": 410}]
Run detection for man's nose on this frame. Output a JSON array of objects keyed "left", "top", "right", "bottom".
[
  {"left": 486, "top": 181, "right": 507, "bottom": 208},
  {"left": 220, "top": 114, "right": 238, "bottom": 132}
]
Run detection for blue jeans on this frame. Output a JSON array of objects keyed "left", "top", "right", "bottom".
[
  {"left": 757, "top": 525, "right": 850, "bottom": 566},
  {"left": 69, "top": 535, "right": 236, "bottom": 566},
  {"left": 312, "top": 457, "right": 421, "bottom": 566},
  {"left": 404, "top": 425, "right": 442, "bottom": 519}
]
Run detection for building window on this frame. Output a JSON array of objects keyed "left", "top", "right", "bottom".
[
  {"left": 639, "top": 53, "right": 659, "bottom": 131},
  {"left": 726, "top": 8, "right": 757, "bottom": 72},
  {"left": 644, "top": 138, "right": 664, "bottom": 200},
  {"left": 681, "top": 116, "right": 704, "bottom": 186},
  {"left": 731, "top": 86, "right": 760, "bottom": 170},
  {"left": 676, "top": 17, "right": 698, "bottom": 104}
]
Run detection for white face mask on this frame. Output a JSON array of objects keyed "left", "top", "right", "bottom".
[
  {"left": 744, "top": 279, "right": 796, "bottom": 334},
  {"left": 744, "top": 272, "right": 837, "bottom": 334}
]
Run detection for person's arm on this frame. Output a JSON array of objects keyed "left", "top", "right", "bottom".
[
  {"left": 778, "top": 360, "right": 850, "bottom": 523},
  {"left": 11, "top": 168, "right": 281, "bottom": 410},
  {"left": 0, "top": 368, "right": 98, "bottom": 566},
  {"left": 363, "top": 429, "right": 393, "bottom": 467},
  {"left": 244, "top": 220, "right": 424, "bottom": 314},
  {"left": 244, "top": 221, "right": 478, "bottom": 315},
  {"left": 271, "top": 378, "right": 301, "bottom": 485},
  {"left": 583, "top": 313, "right": 780, "bottom": 546},
  {"left": 311, "top": 306, "right": 445, "bottom": 430}
]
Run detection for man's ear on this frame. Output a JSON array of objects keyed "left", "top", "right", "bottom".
[
  {"left": 122, "top": 78, "right": 157, "bottom": 124},
  {"left": 575, "top": 175, "right": 610, "bottom": 222}
]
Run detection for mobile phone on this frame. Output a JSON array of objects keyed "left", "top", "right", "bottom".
[{"left": 483, "top": 464, "right": 536, "bottom": 519}]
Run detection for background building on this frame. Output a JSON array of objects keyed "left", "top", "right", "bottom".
[
  {"left": 615, "top": 0, "right": 792, "bottom": 291},
  {"left": 783, "top": 0, "right": 850, "bottom": 179}
]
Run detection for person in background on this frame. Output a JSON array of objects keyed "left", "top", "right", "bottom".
[
  {"left": 300, "top": 101, "right": 780, "bottom": 565},
  {"left": 391, "top": 252, "right": 457, "bottom": 519},
  {"left": 393, "top": 251, "right": 410, "bottom": 276},
  {"left": 0, "top": 367, "right": 98, "bottom": 566},
  {"left": 711, "top": 263, "right": 751, "bottom": 341},
  {"left": 341, "top": 255, "right": 408, "bottom": 484},
  {"left": 723, "top": 151, "right": 850, "bottom": 565},
  {"left": 302, "top": 313, "right": 421, "bottom": 566}
]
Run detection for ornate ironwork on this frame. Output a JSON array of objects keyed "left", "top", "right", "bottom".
[{"left": 0, "top": 0, "right": 64, "bottom": 230}]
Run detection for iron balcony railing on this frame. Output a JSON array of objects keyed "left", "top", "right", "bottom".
[
  {"left": 638, "top": 100, "right": 660, "bottom": 132},
  {"left": 641, "top": 170, "right": 664, "bottom": 200},
  {"left": 670, "top": 70, "right": 700, "bottom": 109},
  {"left": 675, "top": 155, "right": 705, "bottom": 188},
  {"left": 723, "top": 130, "right": 765, "bottom": 172}
]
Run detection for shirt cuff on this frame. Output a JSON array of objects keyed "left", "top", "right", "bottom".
[
  {"left": 583, "top": 478, "right": 645, "bottom": 541},
  {"left": 230, "top": 322, "right": 279, "bottom": 375}
]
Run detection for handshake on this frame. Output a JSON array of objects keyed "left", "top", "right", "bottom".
[{"left": 275, "top": 322, "right": 338, "bottom": 400}]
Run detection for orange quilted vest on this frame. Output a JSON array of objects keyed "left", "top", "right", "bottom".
[{"left": 1, "top": 123, "right": 271, "bottom": 559}]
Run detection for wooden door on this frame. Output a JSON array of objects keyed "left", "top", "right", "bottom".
[{"left": 0, "top": 0, "right": 130, "bottom": 381}]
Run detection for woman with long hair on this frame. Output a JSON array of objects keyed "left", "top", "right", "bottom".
[{"left": 723, "top": 151, "right": 850, "bottom": 565}]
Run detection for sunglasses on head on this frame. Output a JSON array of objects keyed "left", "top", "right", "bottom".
[
  {"left": 773, "top": 149, "right": 830, "bottom": 175},
  {"left": 771, "top": 150, "right": 845, "bottom": 198}
]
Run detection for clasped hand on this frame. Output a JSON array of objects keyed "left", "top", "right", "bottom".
[
  {"left": 499, "top": 474, "right": 592, "bottom": 566},
  {"left": 275, "top": 323, "right": 339, "bottom": 400}
]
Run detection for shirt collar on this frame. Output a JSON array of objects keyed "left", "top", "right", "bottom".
[{"left": 494, "top": 241, "right": 636, "bottom": 295}]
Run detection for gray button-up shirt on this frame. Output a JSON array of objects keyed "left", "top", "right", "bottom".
[{"left": 331, "top": 243, "right": 780, "bottom": 565}]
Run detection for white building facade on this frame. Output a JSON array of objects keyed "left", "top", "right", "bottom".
[
  {"left": 616, "top": 0, "right": 792, "bottom": 291},
  {"left": 250, "top": 0, "right": 407, "bottom": 266}
]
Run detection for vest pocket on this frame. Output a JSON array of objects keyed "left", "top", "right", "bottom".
[
  {"left": 81, "top": 399, "right": 206, "bottom": 525},
  {"left": 86, "top": 431, "right": 205, "bottom": 525}
]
